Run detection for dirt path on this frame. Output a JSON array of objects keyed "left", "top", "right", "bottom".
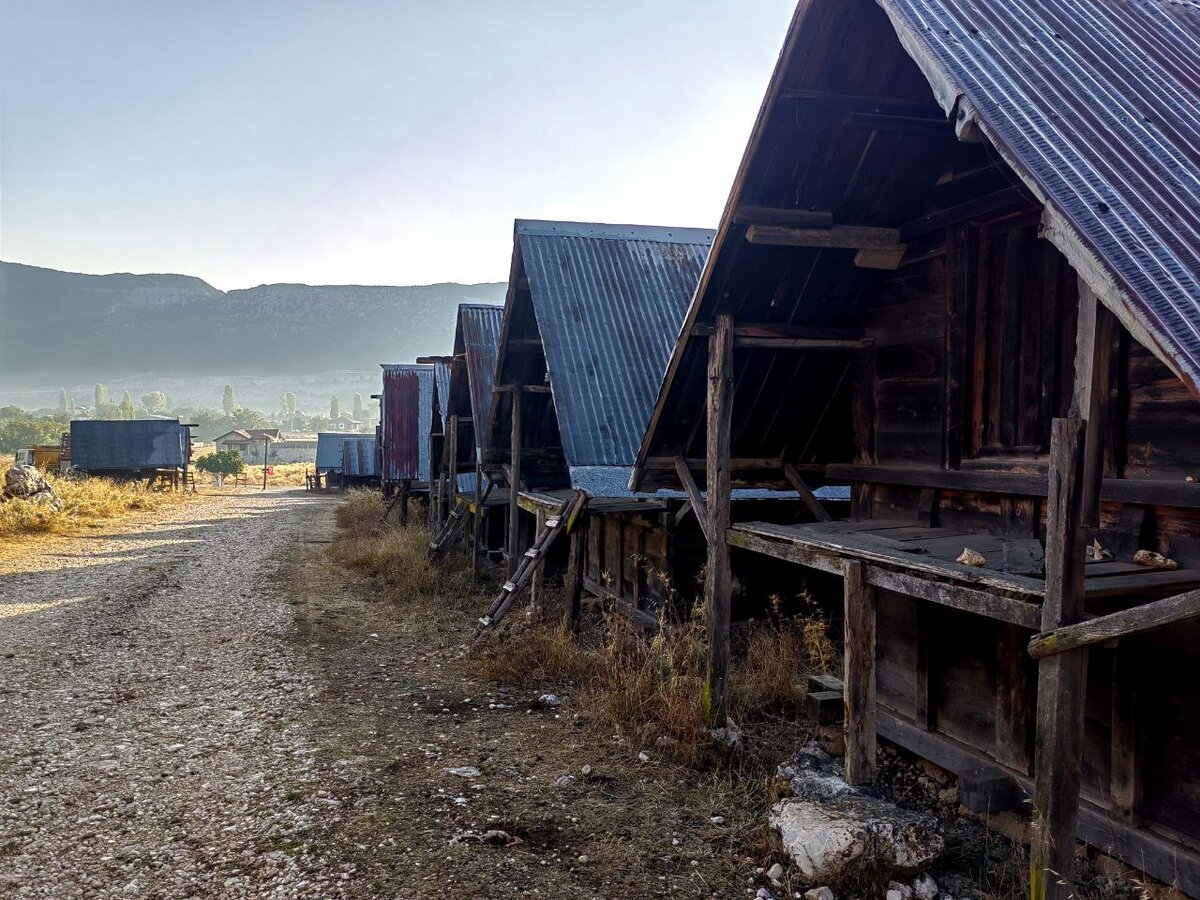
[
  {"left": 0, "top": 489, "right": 351, "bottom": 899},
  {"left": 0, "top": 490, "right": 791, "bottom": 899}
]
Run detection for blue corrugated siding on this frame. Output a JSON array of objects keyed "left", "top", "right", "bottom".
[
  {"left": 518, "top": 221, "right": 714, "bottom": 468},
  {"left": 433, "top": 360, "right": 452, "bottom": 431},
  {"left": 315, "top": 433, "right": 344, "bottom": 471},
  {"left": 70, "top": 419, "right": 186, "bottom": 470},
  {"left": 881, "top": 0, "right": 1200, "bottom": 393},
  {"left": 341, "top": 436, "right": 379, "bottom": 477}
]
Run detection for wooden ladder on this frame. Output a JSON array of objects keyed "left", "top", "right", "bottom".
[
  {"left": 471, "top": 492, "right": 585, "bottom": 646},
  {"left": 429, "top": 499, "right": 470, "bottom": 560}
]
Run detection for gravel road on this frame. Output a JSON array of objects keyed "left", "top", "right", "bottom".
[{"left": 0, "top": 489, "right": 348, "bottom": 899}]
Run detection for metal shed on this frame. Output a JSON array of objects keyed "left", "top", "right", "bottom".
[
  {"left": 380, "top": 363, "right": 434, "bottom": 486},
  {"left": 341, "top": 435, "right": 379, "bottom": 479},
  {"left": 315, "top": 433, "right": 344, "bottom": 473},
  {"left": 69, "top": 419, "right": 188, "bottom": 473}
]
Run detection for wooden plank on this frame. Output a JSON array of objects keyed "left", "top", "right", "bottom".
[
  {"left": 901, "top": 187, "right": 1028, "bottom": 241},
  {"left": 844, "top": 560, "right": 877, "bottom": 784},
  {"left": 995, "top": 623, "right": 1033, "bottom": 774},
  {"left": 1110, "top": 643, "right": 1143, "bottom": 826},
  {"left": 913, "top": 603, "right": 934, "bottom": 731},
  {"left": 1083, "top": 568, "right": 1200, "bottom": 598},
  {"left": 731, "top": 205, "right": 835, "bottom": 228},
  {"left": 783, "top": 462, "right": 832, "bottom": 522},
  {"left": 825, "top": 462, "right": 1200, "bottom": 509},
  {"left": 471, "top": 464, "right": 483, "bottom": 580},
  {"left": 733, "top": 336, "right": 871, "bottom": 350},
  {"left": 447, "top": 416, "right": 459, "bottom": 529},
  {"left": 564, "top": 524, "right": 585, "bottom": 632},
  {"left": 673, "top": 456, "right": 710, "bottom": 542},
  {"left": 855, "top": 247, "right": 907, "bottom": 270},
  {"left": 704, "top": 314, "right": 734, "bottom": 726},
  {"left": 945, "top": 223, "right": 977, "bottom": 469},
  {"left": 507, "top": 392, "right": 522, "bottom": 578},
  {"left": 1071, "top": 280, "right": 1116, "bottom": 527},
  {"left": 1030, "top": 417, "right": 1088, "bottom": 900},
  {"left": 530, "top": 508, "right": 547, "bottom": 612},
  {"left": 745, "top": 224, "right": 905, "bottom": 251},
  {"left": 1028, "top": 587, "right": 1200, "bottom": 658}
]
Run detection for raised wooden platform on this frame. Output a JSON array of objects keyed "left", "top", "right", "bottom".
[{"left": 728, "top": 519, "right": 1200, "bottom": 628}]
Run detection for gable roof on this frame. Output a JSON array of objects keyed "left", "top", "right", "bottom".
[
  {"left": 877, "top": 0, "right": 1200, "bottom": 395},
  {"left": 456, "top": 304, "right": 503, "bottom": 454},
  {"left": 488, "top": 220, "right": 714, "bottom": 472},
  {"left": 632, "top": 0, "right": 1200, "bottom": 490}
]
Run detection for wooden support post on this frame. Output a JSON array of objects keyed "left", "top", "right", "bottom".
[
  {"left": 399, "top": 479, "right": 410, "bottom": 527},
  {"left": 471, "top": 463, "right": 482, "bottom": 581},
  {"left": 530, "top": 507, "right": 547, "bottom": 612},
  {"left": 673, "top": 456, "right": 709, "bottom": 541},
  {"left": 843, "top": 559, "right": 877, "bottom": 784},
  {"left": 913, "top": 603, "right": 934, "bottom": 731},
  {"left": 995, "top": 622, "right": 1033, "bottom": 773},
  {"left": 1030, "top": 417, "right": 1088, "bottom": 900},
  {"left": 447, "top": 415, "right": 459, "bottom": 527},
  {"left": 565, "top": 523, "right": 585, "bottom": 632},
  {"left": 507, "top": 392, "right": 522, "bottom": 578},
  {"left": 1071, "top": 281, "right": 1116, "bottom": 526},
  {"left": 704, "top": 314, "right": 734, "bottom": 726},
  {"left": 1110, "top": 642, "right": 1144, "bottom": 826}
]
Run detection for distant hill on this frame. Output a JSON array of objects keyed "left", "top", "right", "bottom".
[{"left": 0, "top": 261, "right": 506, "bottom": 409}]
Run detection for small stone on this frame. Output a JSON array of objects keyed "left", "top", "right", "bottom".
[
  {"left": 711, "top": 815, "right": 727, "bottom": 825},
  {"left": 581, "top": 764, "right": 593, "bottom": 776},
  {"left": 912, "top": 874, "right": 938, "bottom": 900},
  {"left": 887, "top": 891, "right": 903, "bottom": 900},
  {"left": 956, "top": 548, "right": 986, "bottom": 567},
  {"left": 888, "top": 881, "right": 914, "bottom": 900},
  {"left": 481, "top": 829, "right": 513, "bottom": 845},
  {"left": 447, "top": 766, "right": 481, "bottom": 778},
  {"left": 555, "top": 775, "right": 575, "bottom": 788},
  {"left": 637, "top": 751, "right": 651, "bottom": 763},
  {"left": 804, "top": 889, "right": 834, "bottom": 900},
  {"left": 577, "top": 854, "right": 589, "bottom": 864},
  {"left": 655, "top": 735, "right": 677, "bottom": 747},
  {"left": 767, "top": 862, "right": 785, "bottom": 882},
  {"left": 539, "top": 693, "right": 560, "bottom": 707}
]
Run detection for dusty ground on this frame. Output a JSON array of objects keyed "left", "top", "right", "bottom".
[{"left": 0, "top": 489, "right": 794, "bottom": 899}]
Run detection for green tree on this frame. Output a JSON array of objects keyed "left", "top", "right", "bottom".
[
  {"left": 222, "top": 384, "right": 236, "bottom": 416},
  {"left": 118, "top": 392, "right": 136, "bottom": 419},
  {"left": 141, "top": 391, "right": 169, "bottom": 414},
  {"left": 352, "top": 393, "right": 365, "bottom": 424},
  {"left": 59, "top": 389, "right": 72, "bottom": 413},
  {"left": 284, "top": 392, "right": 297, "bottom": 429},
  {"left": 330, "top": 395, "right": 341, "bottom": 420},
  {"left": 195, "top": 450, "right": 246, "bottom": 477},
  {"left": 94, "top": 384, "right": 108, "bottom": 411},
  {"left": 0, "top": 407, "right": 65, "bottom": 453}
]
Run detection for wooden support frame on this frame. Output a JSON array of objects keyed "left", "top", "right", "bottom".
[
  {"left": 673, "top": 456, "right": 710, "bottom": 541},
  {"left": 447, "top": 415, "right": 459, "bottom": 521},
  {"left": 398, "top": 479, "right": 410, "bottom": 526},
  {"left": 564, "top": 522, "right": 586, "bottom": 632},
  {"left": 507, "top": 392, "right": 522, "bottom": 578},
  {"left": 704, "top": 314, "right": 734, "bottom": 726},
  {"left": 1027, "top": 587, "right": 1200, "bottom": 659},
  {"left": 1030, "top": 417, "right": 1088, "bottom": 900},
  {"left": 745, "top": 223, "right": 905, "bottom": 252},
  {"left": 1071, "top": 280, "right": 1116, "bottom": 526},
  {"left": 782, "top": 463, "right": 831, "bottom": 522},
  {"left": 471, "top": 463, "right": 483, "bottom": 580},
  {"left": 530, "top": 507, "right": 547, "bottom": 612},
  {"left": 843, "top": 559, "right": 877, "bottom": 784}
]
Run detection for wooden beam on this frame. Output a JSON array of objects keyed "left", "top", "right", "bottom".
[
  {"left": 734, "top": 336, "right": 873, "bottom": 350},
  {"left": 447, "top": 415, "right": 459, "bottom": 526},
  {"left": 530, "top": 507, "right": 547, "bottom": 612},
  {"left": 398, "top": 479, "right": 410, "bottom": 527},
  {"left": 643, "top": 455, "right": 801, "bottom": 471},
  {"left": 673, "top": 456, "right": 710, "bottom": 542},
  {"left": 843, "top": 559, "right": 877, "bottom": 784},
  {"left": 745, "top": 223, "right": 905, "bottom": 251},
  {"left": 777, "top": 87, "right": 942, "bottom": 119},
  {"left": 854, "top": 247, "right": 907, "bottom": 270},
  {"left": 732, "top": 205, "right": 834, "bottom": 228},
  {"left": 493, "top": 383, "right": 552, "bottom": 394},
  {"left": 1028, "top": 587, "right": 1200, "bottom": 659},
  {"left": 564, "top": 523, "right": 586, "bottom": 632},
  {"left": 1030, "top": 417, "right": 1088, "bottom": 900},
  {"left": 1071, "top": 280, "right": 1116, "bottom": 526},
  {"left": 704, "top": 314, "right": 734, "bottom": 726},
  {"left": 1110, "top": 643, "right": 1144, "bottom": 826},
  {"left": 901, "top": 187, "right": 1029, "bottom": 241},
  {"left": 694, "top": 323, "right": 865, "bottom": 341},
  {"left": 996, "top": 622, "right": 1033, "bottom": 774},
  {"left": 471, "top": 464, "right": 483, "bottom": 580},
  {"left": 944, "top": 223, "right": 978, "bottom": 469},
  {"left": 782, "top": 463, "right": 831, "bottom": 522},
  {"left": 507, "top": 394, "right": 522, "bottom": 578}
]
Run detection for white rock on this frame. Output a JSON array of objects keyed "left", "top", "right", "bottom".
[
  {"left": 889, "top": 880, "right": 914, "bottom": 900},
  {"left": 447, "top": 766, "right": 480, "bottom": 778},
  {"left": 912, "top": 874, "right": 938, "bottom": 900},
  {"left": 770, "top": 797, "right": 942, "bottom": 883},
  {"left": 711, "top": 816, "right": 727, "bottom": 825},
  {"left": 887, "top": 891, "right": 904, "bottom": 900},
  {"left": 637, "top": 751, "right": 651, "bottom": 763},
  {"left": 804, "top": 888, "right": 834, "bottom": 900},
  {"left": 538, "top": 693, "right": 560, "bottom": 707},
  {"left": 767, "top": 862, "right": 785, "bottom": 882},
  {"left": 580, "top": 764, "right": 593, "bottom": 776},
  {"left": 554, "top": 775, "right": 575, "bottom": 788}
]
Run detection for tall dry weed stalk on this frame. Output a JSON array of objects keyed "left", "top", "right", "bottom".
[{"left": 330, "top": 489, "right": 444, "bottom": 598}]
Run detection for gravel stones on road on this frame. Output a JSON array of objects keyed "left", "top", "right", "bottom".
[{"left": 0, "top": 490, "right": 349, "bottom": 899}]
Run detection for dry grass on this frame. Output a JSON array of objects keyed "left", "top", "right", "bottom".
[
  {"left": 329, "top": 489, "right": 448, "bottom": 599},
  {"left": 0, "top": 461, "right": 189, "bottom": 539}
]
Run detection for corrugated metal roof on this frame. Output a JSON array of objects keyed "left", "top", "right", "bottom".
[
  {"left": 70, "top": 419, "right": 187, "bottom": 471},
  {"left": 879, "top": 0, "right": 1200, "bottom": 393},
  {"left": 459, "top": 304, "right": 503, "bottom": 453},
  {"left": 380, "top": 364, "right": 434, "bottom": 482},
  {"left": 518, "top": 220, "right": 715, "bottom": 467},
  {"left": 341, "top": 436, "right": 379, "bottom": 477},
  {"left": 315, "top": 433, "right": 344, "bottom": 471}
]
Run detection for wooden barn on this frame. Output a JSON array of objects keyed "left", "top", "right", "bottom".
[
  {"left": 477, "top": 219, "right": 815, "bottom": 628},
  {"left": 437, "top": 303, "right": 507, "bottom": 569},
  {"left": 629, "top": 0, "right": 1200, "bottom": 895},
  {"left": 379, "top": 363, "right": 435, "bottom": 512}
]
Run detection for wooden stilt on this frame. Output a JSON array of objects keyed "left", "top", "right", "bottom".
[
  {"left": 447, "top": 415, "right": 459, "bottom": 533},
  {"left": 530, "top": 507, "right": 546, "bottom": 612},
  {"left": 843, "top": 559, "right": 877, "bottom": 784},
  {"left": 472, "top": 463, "right": 483, "bottom": 581},
  {"left": 399, "top": 479, "right": 410, "bottom": 526},
  {"left": 564, "top": 524, "right": 585, "bottom": 632},
  {"left": 507, "top": 391, "right": 522, "bottom": 578},
  {"left": 1030, "top": 417, "right": 1088, "bottom": 900},
  {"left": 703, "top": 314, "right": 734, "bottom": 726}
]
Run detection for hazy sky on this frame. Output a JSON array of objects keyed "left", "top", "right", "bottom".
[{"left": 0, "top": 1, "right": 795, "bottom": 290}]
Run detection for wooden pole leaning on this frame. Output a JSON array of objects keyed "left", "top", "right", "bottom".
[{"left": 703, "top": 314, "right": 734, "bottom": 727}]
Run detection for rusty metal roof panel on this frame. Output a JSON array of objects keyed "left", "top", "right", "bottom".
[
  {"left": 459, "top": 304, "right": 503, "bottom": 453},
  {"left": 341, "top": 436, "right": 379, "bottom": 477},
  {"left": 880, "top": 0, "right": 1200, "bottom": 392},
  {"left": 380, "top": 364, "right": 434, "bottom": 482},
  {"left": 518, "top": 220, "right": 715, "bottom": 467},
  {"left": 70, "top": 419, "right": 187, "bottom": 471}
]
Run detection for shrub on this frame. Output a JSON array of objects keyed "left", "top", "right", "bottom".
[{"left": 195, "top": 451, "right": 245, "bottom": 477}]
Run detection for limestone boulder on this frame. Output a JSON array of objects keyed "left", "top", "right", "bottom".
[{"left": 3, "top": 465, "right": 63, "bottom": 510}]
